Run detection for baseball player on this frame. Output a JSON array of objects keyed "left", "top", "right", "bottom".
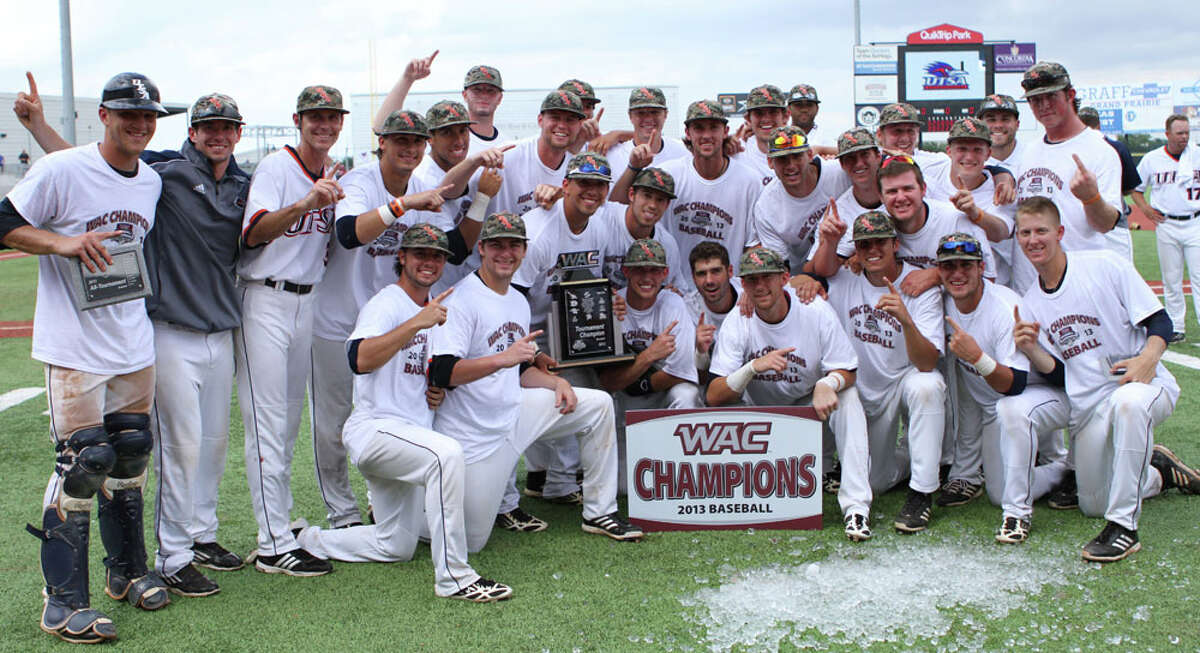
[
  {"left": 1012, "top": 197, "right": 1200, "bottom": 561},
  {"left": 753, "top": 125, "right": 850, "bottom": 272},
  {"left": 558, "top": 79, "right": 605, "bottom": 154},
  {"left": 979, "top": 95, "right": 1027, "bottom": 173},
  {"left": 428, "top": 212, "right": 643, "bottom": 552},
  {"left": 613, "top": 100, "right": 763, "bottom": 292},
  {"left": 294, "top": 223, "right": 512, "bottom": 602},
  {"left": 598, "top": 87, "right": 690, "bottom": 195},
  {"left": 875, "top": 102, "right": 951, "bottom": 179},
  {"left": 2, "top": 72, "right": 170, "bottom": 643},
  {"left": 932, "top": 232, "right": 1069, "bottom": 542},
  {"left": 817, "top": 211, "right": 946, "bottom": 533},
  {"left": 688, "top": 241, "right": 743, "bottom": 376},
  {"left": 707, "top": 246, "right": 874, "bottom": 541},
  {"left": 1015, "top": 62, "right": 1123, "bottom": 255},
  {"left": 806, "top": 129, "right": 884, "bottom": 277},
  {"left": 1133, "top": 114, "right": 1200, "bottom": 342},
  {"left": 462, "top": 65, "right": 506, "bottom": 155},
  {"left": 236, "top": 85, "right": 348, "bottom": 577},
  {"left": 598, "top": 239, "right": 702, "bottom": 491},
  {"left": 786, "top": 84, "right": 838, "bottom": 152},
  {"left": 732, "top": 84, "right": 791, "bottom": 186},
  {"left": 14, "top": 79, "right": 253, "bottom": 595},
  {"left": 1079, "top": 106, "right": 1141, "bottom": 261},
  {"left": 600, "top": 167, "right": 690, "bottom": 294},
  {"left": 487, "top": 90, "right": 585, "bottom": 219}
]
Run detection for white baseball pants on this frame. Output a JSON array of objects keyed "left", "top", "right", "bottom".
[
  {"left": 522, "top": 367, "right": 598, "bottom": 501},
  {"left": 309, "top": 336, "right": 364, "bottom": 527},
  {"left": 991, "top": 386, "right": 1071, "bottom": 520},
  {"left": 1155, "top": 217, "right": 1200, "bottom": 334},
  {"left": 614, "top": 382, "right": 703, "bottom": 495},
  {"left": 863, "top": 369, "right": 946, "bottom": 494}
]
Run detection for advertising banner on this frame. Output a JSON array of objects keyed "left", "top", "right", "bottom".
[
  {"left": 1074, "top": 82, "right": 1175, "bottom": 133},
  {"left": 994, "top": 43, "right": 1036, "bottom": 73},
  {"left": 854, "top": 45, "right": 898, "bottom": 75},
  {"left": 855, "top": 76, "right": 898, "bottom": 105}
]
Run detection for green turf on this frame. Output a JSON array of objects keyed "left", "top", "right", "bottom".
[{"left": 1, "top": 233, "right": 1199, "bottom": 651}]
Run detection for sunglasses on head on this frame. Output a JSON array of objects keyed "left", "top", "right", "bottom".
[
  {"left": 772, "top": 133, "right": 807, "bottom": 149},
  {"left": 574, "top": 161, "right": 612, "bottom": 176},
  {"left": 939, "top": 240, "right": 980, "bottom": 254},
  {"left": 880, "top": 154, "right": 916, "bottom": 169}
]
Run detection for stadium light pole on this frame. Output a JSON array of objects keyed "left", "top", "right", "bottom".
[
  {"left": 59, "top": 0, "right": 76, "bottom": 145},
  {"left": 853, "top": 0, "right": 861, "bottom": 45}
]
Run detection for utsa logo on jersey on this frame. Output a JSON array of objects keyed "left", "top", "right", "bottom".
[{"left": 284, "top": 206, "right": 334, "bottom": 238}]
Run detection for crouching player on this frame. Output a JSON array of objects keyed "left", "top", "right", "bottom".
[
  {"left": 705, "top": 246, "right": 873, "bottom": 541},
  {"left": 934, "top": 232, "right": 1068, "bottom": 543},
  {"left": 294, "top": 224, "right": 511, "bottom": 602}
]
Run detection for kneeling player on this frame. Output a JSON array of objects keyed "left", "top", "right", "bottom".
[
  {"left": 428, "top": 213, "right": 642, "bottom": 552},
  {"left": 934, "top": 233, "right": 1068, "bottom": 543},
  {"left": 1014, "top": 197, "right": 1200, "bottom": 561},
  {"left": 706, "top": 246, "right": 873, "bottom": 541},
  {"left": 293, "top": 224, "right": 510, "bottom": 602},
  {"left": 598, "top": 239, "right": 702, "bottom": 492}
]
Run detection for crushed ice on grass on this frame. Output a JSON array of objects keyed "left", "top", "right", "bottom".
[{"left": 679, "top": 536, "right": 1092, "bottom": 651}]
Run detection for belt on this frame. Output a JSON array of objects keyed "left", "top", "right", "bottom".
[
  {"left": 262, "top": 278, "right": 313, "bottom": 294},
  {"left": 1165, "top": 210, "right": 1200, "bottom": 220}
]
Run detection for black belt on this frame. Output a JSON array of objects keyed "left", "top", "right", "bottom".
[
  {"left": 262, "top": 278, "right": 313, "bottom": 294},
  {"left": 1165, "top": 211, "right": 1200, "bottom": 220}
]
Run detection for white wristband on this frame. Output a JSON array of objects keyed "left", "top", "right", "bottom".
[
  {"left": 816, "top": 373, "right": 845, "bottom": 393},
  {"left": 726, "top": 361, "right": 757, "bottom": 394},
  {"left": 465, "top": 191, "right": 493, "bottom": 223},
  {"left": 973, "top": 352, "right": 997, "bottom": 377},
  {"left": 377, "top": 205, "right": 397, "bottom": 227}
]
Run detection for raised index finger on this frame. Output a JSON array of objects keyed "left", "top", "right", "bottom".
[
  {"left": 521, "top": 329, "right": 545, "bottom": 342},
  {"left": 427, "top": 49, "right": 439, "bottom": 63},
  {"left": 26, "top": 71, "right": 38, "bottom": 97},
  {"left": 885, "top": 277, "right": 898, "bottom": 294},
  {"left": 664, "top": 320, "right": 678, "bottom": 334},
  {"left": 433, "top": 287, "right": 454, "bottom": 303},
  {"left": 1072, "top": 153, "right": 1088, "bottom": 173},
  {"left": 945, "top": 316, "right": 963, "bottom": 333},
  {"left": 1013, "top": 305, "right": 1022, "bottom": 322}
]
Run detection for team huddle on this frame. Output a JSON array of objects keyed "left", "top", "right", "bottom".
[{"left": 3, "top": 50, "right": 1200, "bottom": 644}]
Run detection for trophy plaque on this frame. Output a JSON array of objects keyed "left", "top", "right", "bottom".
[
  {"left": 62, "top": 241, "right": 152, "bottom": 310},
  {"left": 547, "top": 274, "right": 636, "bottom": 369}
]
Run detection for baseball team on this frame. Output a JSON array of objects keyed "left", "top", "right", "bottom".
[{"left": 3, "top": 50, "right": 1200, "bottom": 644}]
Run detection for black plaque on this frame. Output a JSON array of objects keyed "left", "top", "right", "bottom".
[
  {"left": 62, "top": 241, "right": 152, "bottom": 310},
  {"left": 548, "top": 276, "right": 635, "bottom": 369}
]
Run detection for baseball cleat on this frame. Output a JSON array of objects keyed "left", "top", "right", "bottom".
[
  {"left": 494, "top": 507, "right": 548, "bottom": 533},
  {"left": 894, "top": 490, "right": 933, "bottom": 533},
  {"left": 523, "top": 470, "right": 547, "bottom": 498},
  {"left": 843, "top": 513, "right": 872, "bottom": 542},
  {"left": 1082, "top": 521, "right": 1140, "bottom": 562},
  {"left": 39, "top": 596, "right": 118, "bottom": 645},
  {"left": 545, "top": 489, "right": 584, "bottom": 505},
  {"left": 995, "top": 515, "right": 1030, "bottom": 544},
  {"left": 449, "top": 578, "right": 513, "bottom": 603},
  {"left": 822, "top": 460, "right": 842, "bottom": 495},
  {"left": 1047, "top": 471, "right": 1078, "bottom": 510},
  {"left": 191, "top": 542, "right": 244, "bottom": 571},
  {"left": 163, "top": 564, "right": 220, "bottom": 597},
  {"left": 1151, "top": 444, "right": 1200, "bottom": 494},
  {"left": 251, "top": 548, "right": 332, "bottom": 577},
  {"left": 936, "top": 479, "right": 984, "bottom": 507},
  {"left": 1169, "top": 332, "right": 1186, "bottom": 344},
  {"left": 582, "top": 512, "right": 644, "bottom": 541}
]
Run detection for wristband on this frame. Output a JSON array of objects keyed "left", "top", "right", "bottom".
[
  {"left": 1081, "top": 193, "right": 1102, "bottom": 206},
  {"left": 973, "top": 352, "right": 997, "bottom": 377},
  {"left": 815, "top": 373, "right": 845, "bottom": 393},
  {"left": 726, "top": 361, "right": 757, "bottom": 394},
  {"left": 377, "top": 197, "right": 406, "bottom": 226},
  {"left": 465, "top": 191, "right": 493, "bottom": 223},
  {"left": 628, "top": 165, "right": 644, "bottom": 174}
]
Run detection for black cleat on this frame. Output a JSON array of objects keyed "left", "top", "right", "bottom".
[
  {"left": 163, "top": 564, "right": 220, "bottom": 597},
  {"left": 1082, "top": 521, "right": 1140, "bottom": 562},
  {"left": 1151, "top": 444, "right": 1200, "bottom": 494},
  {"left": 894, "top": 490, "right": 933, "bottom": 533},
  {"left": 191, "top": 541, "right": 244, "bottom": 571},
  {"left": 1047, "top": 471, "right": 1078, "bottom": 510}
]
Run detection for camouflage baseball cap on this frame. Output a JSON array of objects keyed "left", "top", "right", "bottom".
[
  {"left": 1078, "top": 106, "right": 1100, "bottom": 123},
  {"left": 559, "top": 79, "right": 599, "bottom": 104},
  {"left": 632, "top": 167, "right": 677, "bottom": 199},
  {"left": 936, "top": 232, "right": 983, "bottom": 262},
  {"left": 296, "top": 85, "right": 348, "bottom": 114},
  {"left": 1021, "top": 61, "right": 1070, "bottom": 98},
  {"left": 463, "top": 65, "right": 503, "bottom": 90},
  {"left": 425, "top": 100, "right": 476, "bottom": 130},
  {"left": 684, "top": 99, "right": 727, "bottom": 125},
  {"left": 978, "top": 94, "right": 1019, "bottom": 117},
  {"left": 745, "top": 84, "right": 787, "bottom": 111},
  {"left": 738, "top": 247, "right": 787, "bottom": 277},
  {"left": 540, "top": 89, "right": 586, "bottom": 118},
  {"left": 624, "top": 239, "right": 668, "bottom": 268},
  {"left": 377, "top": 110, "right": 430, "bottom": 138},
  {"left": 836, "top": 128, "right": 878, "bottom": 158},
  {"left": 878, "top": 102, "right": 921, "bottom": 127},
  {"left": 565, "top": 152, "right": 612, "bottom": 182},
  {"left": 190, "top": 93, "right": 243, "bottom": 125},
  {"left": 852, "top": 210, "right": 898, "bottom": 242},
  {"left": 479, "top": 212, "right": 527, "bottom": 241},
  {"left": 947, "top": 117, "right": 991, "bottom": 145},
  {"left": 629, "top": 86, "right": 668, "bottom": 110},
  {"left": 400, "top": 222, "right": 453, "bottom": 255},
  {"left": 767, "top": 126, "right": 810, "bottom": 158},
  {"left": 788, "top": 84, "right": 820, "bottom": 104}
]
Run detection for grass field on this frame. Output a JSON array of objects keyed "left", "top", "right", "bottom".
[{"left": 1, "top": 233, "right": 1199, "bottom": 651}]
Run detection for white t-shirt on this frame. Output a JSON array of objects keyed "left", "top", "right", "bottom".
[
  {"left": 431, "top": 271, "right": 531, "bottom": 463},
  {"left": 914, "top": 149, "right": 951, "bottom": 179},
  {"left": 987, "top": 139, "right": 1029, "bottom": 175},
  {"left": 598, "top": 207, "right": 689, "bottom": 293},
  {"left": 1017, "top": 128, "right": 1122, "bottom": 253},
  {"left": 731, "top": 145, "right": 774, "bottom": 188},
  {"left": 467, "top": 125, "right": 506, "bottom": 157},
  {"left": 944, "top": 281, "right": 1032, "bottom": 406},
  {"left": 1135, "top": 145, "right": 1200, "bottom": 216},
  {"left": 343, "top": 284, "right": 436, "bottom": 459},
  {"left": 1020, "top": 250, "right": 1179, "bottom": 419},
  {"left": 833, "top": 187, "right": 885, "bottom": 258},
  {"left": 754, "top": 157, "right": 851, "bottom": 270},
  {"left": 710, "top": 295, "right": 856, "bottom": 406},
  {"left": 618, "top": 289, "right": 698, "bottom": 384},
  {"left": 660, "top": 156, "right": 764, "bottom": 291},
  {"left": 803, "top": 123, "right": 838, "bottom": 150},
  {"left": 896, "top": 200, "right": 996, "bottom": 275},
  {"left": 826, "top": 263, "right": 945, "bottom": 406},
  {"left": 5, "top": 143, "right": 159, "bottom": 374},
  {"left": 603, "top": 137, "right": 689, "bottom": 182},
  {"left": 693, "top": 277, "right": 744, "bottom": 335},
  {"left": 313, "top": 162, "right": 444, "bottom": 340},
  {"left": 924, "top": 171, "right": 1016, "bottom": 285},
  {"left": 492, "top": 136, "right": 568, "bottom": 217},
  {"left": 238, "top": 146, "right": 334, "bottom": 286}
]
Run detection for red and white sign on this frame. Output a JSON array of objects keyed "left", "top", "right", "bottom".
[
  {"left": 906, "top": 24, "right": 983, "bottom": 44},
  {"left": 625, "top": 406, "right": 823, "bottom": 532}
]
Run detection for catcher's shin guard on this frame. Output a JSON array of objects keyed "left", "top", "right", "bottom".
[
  {"left": 27, "top": 509, "right": 117, "bottom": 643},
  {"left": 98, "top": 413, "right": 169, "bottom": 611}
]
